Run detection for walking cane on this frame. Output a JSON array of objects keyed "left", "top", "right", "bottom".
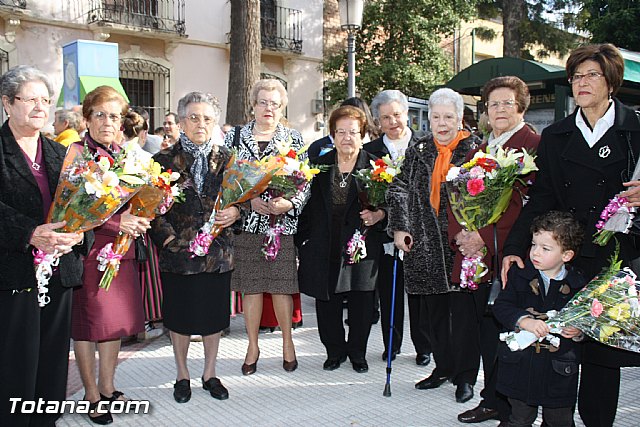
[{"left": 383, "top": 246, "right": 400, "bottom": 397}]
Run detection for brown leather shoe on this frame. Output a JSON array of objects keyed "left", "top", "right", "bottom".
[
  {"left": 457, "top": 405, "right": 499, "bottom": 423},
  {"left": 241, "top": 351, "right": 260, "bottom": 376}
]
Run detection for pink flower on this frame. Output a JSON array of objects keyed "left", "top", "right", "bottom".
[
  {"left": 466, "top": 178, "right": 485, "bottom": 196},
  {"left": 590, "top": 298, "right": 604, "bottom": 317}
]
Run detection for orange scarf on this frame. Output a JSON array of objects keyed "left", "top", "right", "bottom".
[{"left": 430, "top": 129, "right": 470, "bottom": 215}]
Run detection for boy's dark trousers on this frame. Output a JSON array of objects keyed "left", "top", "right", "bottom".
[{"left": 508, "top": 398, "right": 574, "bottom": 427}]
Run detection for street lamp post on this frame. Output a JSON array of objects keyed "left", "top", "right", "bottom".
[{"left": 338, "top": 0, "right": 364, "bottom": 98}]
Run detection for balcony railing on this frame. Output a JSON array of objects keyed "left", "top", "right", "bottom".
[
  {"left": 261, "top": 6, "right": 302, "bottom": 54},
  {"left": 87, "top": 0, "right": 185, "bottom": 36},
  {"left": 0, "top": 0, "right": 26, "bottom": 8}
]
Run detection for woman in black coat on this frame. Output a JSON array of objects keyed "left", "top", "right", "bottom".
[
  {"left": 297, "top": 105, "right": 384, "bottom": 373},
  {"left": 502, "top": 43, "right": 640, "bottom": 427},
  {"left": 0, "top": 66, "right": 91, "bottom": 427}
]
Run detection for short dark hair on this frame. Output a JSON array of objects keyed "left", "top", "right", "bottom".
[
  {"left": 566, "top": 43, "right": 625, "bottom": 95},
  {"left": 530, "top": 211, "right": 584, "bottom": 253},
  {"left": 328, "top": 105, "right": 367, "bottom": 138},
  {"left": 481, "top": 76, "right": 530, "bottom": 114}
]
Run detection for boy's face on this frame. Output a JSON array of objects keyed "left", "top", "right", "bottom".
[{"left": 529, "top": 230, "right": 574, "bottom": 277}]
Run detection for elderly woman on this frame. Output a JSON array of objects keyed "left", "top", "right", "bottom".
[
  {"left": 297, "top": 105, "right": 383, "bottom": 373},
  {"left": 386, "top": 88, "right": 480, "bottom": 399},
  {"left": 224, "top": 79, "right": 306, "bottom": 375},
  {"left": 150, "top": 92, "right": 240, "bottom": 403},
  {"left": 366, "top": 89, "right": 431, "bottom": 365},
  {"left": 70, "top": 86, "right": 149, "bottom": 425},
  {"left": 502, "top": 44, "right": 640, "bottom": 427},
  {"left": 0, "top": 66, "right": 90, "bottom": 427},
  {"left": 452, "top": 76, "right": 540, "bottom": 425},
  {"left": 53, "top": 108, "right": 82, "bottom": 147}
]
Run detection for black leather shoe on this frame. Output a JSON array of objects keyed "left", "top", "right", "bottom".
[
  {"left": 283, "top": 359, "right": 298, "bottom": 372},
  {"left": 455, "top": 383, "right": 474, "bottom": 403},
  {"left": 87, "top": 398, "right": 113, "bottom": 425},
  {"left": 241, "top": 351, "right": 259, "bottom": 376},
  {"left": 457, "top": 405, "right": 499, "bottom": 423},
  {"left": 382, "top": 350, "right": 398, "bottom": 361},
  {"left": 202, "top": 377, "right": 229, "bottom": 400},
  {"left": 323, "top": 355, "right": 347, "bottom": 371},
  {"left": 415, "top": 373, "right": 449, "bottom": 389},
  {"left": 415, "top": 353, "right": 431, "bottom": 366},
  {"left": 351, "top": 359, "right": 369, "bottom": 373},
  {"left": 173, "top": 379, "right": 191, "bottom": 403}
]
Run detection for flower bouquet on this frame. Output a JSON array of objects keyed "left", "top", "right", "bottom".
[
  {"left": 97, "top": 168, "right": 184, "bottom": 291},
  {"left": 593, "top": 195, "right": 640, "bottom": 246},
  {"left": 345, "top": 155, "right": 401, "bottom": 264},
  {"left": 188, "top": 153, "right": 281, "bottom": 257},
  {"left": 446, "top": 147, "right": 537, "bottom": 289},
  {"left": 34, "top": 143, "right": 147, "bottom": 306},
  {"left": 261, "top": 141, "right": 320, "bottom": 261},
  {"left": 501, "top": 249, "right": 640, "bottom": 353}
]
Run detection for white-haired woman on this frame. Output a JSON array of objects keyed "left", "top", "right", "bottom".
[
  {"left": 366, "top": 89, "right": 432, "bottom": 366},
  {"left": 224, "top": 79, "right": 307, "bottom": 375},
  {"left": 386, "top": 88, "right": 480, "bottom": 401}
]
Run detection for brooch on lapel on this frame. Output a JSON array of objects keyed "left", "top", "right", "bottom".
[
  {"left": 529, "top": 278, "right": 540, "bottom": 296},
  {"left": 598, "top": 145, "right": 611, "bottom": 158}
]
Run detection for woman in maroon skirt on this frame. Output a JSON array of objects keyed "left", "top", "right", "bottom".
[{"left": 71, "top": 86, "right": 150, "bottom": 425}]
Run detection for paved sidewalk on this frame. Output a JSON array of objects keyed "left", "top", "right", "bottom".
[{"left": 59, "top": 295, "right": 640, "bottom": 426}]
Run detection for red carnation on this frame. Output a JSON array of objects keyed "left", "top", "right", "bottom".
[
  {"left": 467, "top": 178, "right": 485, "bottom": 196},
  {"left": 287, "top": 149, "right": 297, "bottom": 159},
  {"left": 375, "top": 159, "right": 386, "bottom": 167}
]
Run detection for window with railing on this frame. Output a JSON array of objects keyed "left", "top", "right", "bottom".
[
  {"left": 260, "top": 0, "right": 302, "bottom": 54},
  {"left": 87, "top": 0, "right": 185, "bottom": 35},
  {"left": 119, "top": 58, "right": 170, "bottom": 129},
  {"left": 0, "top": 0, "right": 26, "bottom": 8}
]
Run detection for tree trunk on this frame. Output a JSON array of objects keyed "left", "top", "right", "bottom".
[
  {"left": 226, "top": 0, "right": 261, "bottom": 125},
  {"left": 502, "top": 0, "right": 525, "bottom": 57}
]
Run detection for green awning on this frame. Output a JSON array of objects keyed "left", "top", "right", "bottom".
[
  {"left": 57, "top": 76, "right": 129, "bottom": 107},
  {"left": 620, "top": 48, "right": 640, "bottom": 84}
]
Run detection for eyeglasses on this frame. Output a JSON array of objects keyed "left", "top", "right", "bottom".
[
  {"left": 568, "top": 72, "right": 604, "bottom": 84},
  {"left": 379, "top": 112, "right": 405, "bottom": 123},
  {"left": 92, "top": 111, "right": 122, "bottom": 123},
  {"left": 14, "top": 96, "right": 51, "bottom": 107},
  {"left": 187, "top": 114, "right": 214, "bottom": 125},
  {"left": 256, "top": 99, "right": 281, "bottom": 109},
  {"left": 486, "top": 100, "right": 517, "bottom": 110},
  {"left": 335, "top": 129, "right": 360, "bottom": 138}
]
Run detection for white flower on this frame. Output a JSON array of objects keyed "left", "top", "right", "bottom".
[
  {"left": 446, "top": 166, "right": 461, "bottom": 181},
  {"left": 520, "top": 150, "right": 538, "bottom": 174},
  {"left": 283, "top": 157, "right": 301, "bottom": 174},
  {"left": 102, "top": 171, "right": 119, "bottom": 188},
  {"left": 469, "top": 166, "right": 485, "bottom": 179},
  {"left": 169, "top": 171, "right": 180, "bottom": 182},
  {"left": 97, "top": 157, "right": 111, "bottom": 173},
  {"left": 84, "top": 175, "right": 104, "bottom": 198}
]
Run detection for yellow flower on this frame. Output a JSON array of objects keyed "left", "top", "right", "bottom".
[
  {"left": 592, "top": 283, "right": 610, "bottom": 296},
  {"left": 599, "top": 324, "right": 620, "bottom": 341},
  {"left": 607, "top": 303, "right": 631, "bottom": 321},
  {"left": 379, "top": 171, "right": 393, "bottom": 183}
]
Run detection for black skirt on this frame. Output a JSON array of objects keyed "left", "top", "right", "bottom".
[{"left": 161, "top": 271, "right": 231, "bottom": 335}]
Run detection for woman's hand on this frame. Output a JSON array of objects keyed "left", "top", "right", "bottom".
[
  {"left": 30, "top": 221, "right": 83, "bottom": 255},
  {"left": 360, "top": 209, "right": 385, "bottom": 227},
  {"left": 119, "top": 206, "right": 152, "bottom": 238},
  {"left": 394, "top": 231, "right": 413, "bottom": 253},
  {"left": 214, "top": 206, "right": 241, "bottom": 229},
  {"left": 561, "top": 326, "right": 583, "bottom": 339},
  {"left": 456, "top": 230, "right": 485, "bottom": 257},
  {"left": 519, "top": 318, "right": 550, "bottom": 339},
  {"left": 501, "top": 255, "right": 525, "bottom": 288},
  {"left": 621, "top": 180, "right": 640, "bottom": 207},
  {"left": 268, "top": 197, "right": 294, "bottom": 216},
  {"left": 250, "top": 197, "right": 271, "bottom": 216}
]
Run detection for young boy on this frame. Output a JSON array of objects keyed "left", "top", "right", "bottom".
[{"left": 493, "top": 211, "right": 586, "bottom": 427}]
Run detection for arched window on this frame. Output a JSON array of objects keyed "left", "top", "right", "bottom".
[{"left": 119, "top": 58, "right": 170, "bottom": 129}]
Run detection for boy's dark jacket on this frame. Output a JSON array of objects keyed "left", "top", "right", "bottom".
[{"left": 493, "top": 259, "right": 586, "bottom": 407}]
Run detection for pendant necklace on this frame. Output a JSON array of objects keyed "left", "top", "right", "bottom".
[{"left": 339, "top": 171, "right": 351, "bottom": 188}]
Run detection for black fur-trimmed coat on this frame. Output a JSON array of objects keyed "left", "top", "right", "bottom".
[{"left": 386, "top": 133, "right": 479, "bottom": 295}]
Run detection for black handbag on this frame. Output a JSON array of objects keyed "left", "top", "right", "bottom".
[
  {"left": 485, "top": 224, "right": 502, "bottom": 313},
  {"left": 135, "top": 236, "right": 149, "bottom": 263}
]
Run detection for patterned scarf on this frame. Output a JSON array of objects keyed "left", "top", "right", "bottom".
[
  {"left": 179, "top": 133, "right": 215, "bottom": 194},
  {"left": 487, "top": 121, "right": 525, "bottom": 155},
  {"left": 430, "top": 130, "right": 470, "bottom": 215}
]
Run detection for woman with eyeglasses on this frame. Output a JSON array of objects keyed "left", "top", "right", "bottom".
[
  {"left": 223, "top": 79, "right": 306, "bottom": 375},
  {"left": 70, "top": 86, "right": 149, "bottom": 425},
  {"left": 502, "top": 44, "right": 640, "bottom": 427},
  {"left": 150, "top": 92, "right": 240, "bottom": 403},
  {"left": 452, "top": 76, "right": 540, "bottom": 426},
  {"left": 0, "top": 66, "right": 91, "bottom": 427},
  {"left": 297, "top": 106, "right": 384, "bottom": 372}
]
